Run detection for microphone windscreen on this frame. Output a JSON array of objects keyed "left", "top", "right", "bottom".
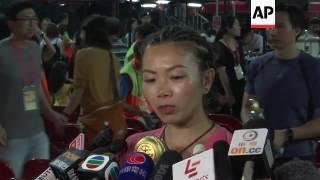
[
  {"left": 50, "top": 148, "right": 88, "bottom": 180},
  {"left": 213, "top": 141, "right": 234, "bottom": 180},
  {"left": 192, "top": 144, "right": 206, "bottom": 155},
  {"left": 87, "top": 128, "right": 113, "bottom": 151},
  {"left": 118, "top": 152, "right": 154, "bottom": 180},
  {"left": 149, "top": 150, "right": 183, "bottom": 180}
]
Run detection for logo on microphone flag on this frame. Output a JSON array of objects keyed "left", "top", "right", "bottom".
[
  {"left": 81, "top": 155, "right": 110, "bottom": 171},
  {"left": 104, "top": 162, "right": 119, "bottom": 180},
  {"left": 173, "top": 149, "right": 215, "bottom": 180},
  {"left": 184, "top": 159, "right": 201, "bottom": 178},
  {"left": 127, "top": 152, "right": 146, "bottom": 165},
  {"left": 229, "top": 128, "right": 268, "bottom": 156},
  {"left": 69, "top": 133, "right": 85, "bottom": 150}
]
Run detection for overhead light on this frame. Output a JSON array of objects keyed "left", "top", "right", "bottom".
[
  {"left": 141, "top": 3, "right": 157, "bottom": 8},
  {"left": 187, "top": 2, "right": 202, "bottom": 8},
  {"left": 126, "top": 0, "right": 140, "bottom": 2},
  {"left": 59, "top": 3, "right": 66, "bottom": 6},
  {"left": 156, "top": 0, "right": 170, "bottom": 4}
]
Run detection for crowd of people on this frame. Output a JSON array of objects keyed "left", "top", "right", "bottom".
[{"left": 0, "top": 0, "right": 320, "bottom": 179}]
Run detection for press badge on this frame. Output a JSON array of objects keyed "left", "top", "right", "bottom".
[
  {"left": 23, "top": 85, "right": 38, "bottom": 111},
  {"left": 234, "top": 64, "right": 244, "bottom": 80}
]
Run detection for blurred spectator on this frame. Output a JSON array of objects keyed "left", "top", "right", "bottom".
[
  {"left": 120, "top": 42, "right": 152, "bottom": 128},
  {"left": 49, "top": 61, "right": 71, "bottom": 107},
  {"left": 40, "top": 23, "right": 64, "bottom": 81},
  {"left": 123, "top": 17, "right": 139, "bottom": 46},
  {"left": 308, "top": 17, "right": 320, "bottom": 37},
  {"left": 274, "top": 160, "right": 320, "bottom": 180},
  {"left": 105, "top": 17, "right": 128, "bottom": 66},
  {"left": 63, "top": 16, "right": 127, "bottom": 142},
  {"left": 242, "top": 3, "right": 320, "bottom": 166},
  {"left": 39, "top": 17, "right": 51, "bottom": 32},
  {"left": 0, "top": 1, "right": 66, "bottom": 178},
  {"left": 241, "top": 27, "right": 264, "bottom": 54},
  {"left": 201, "top": 22, "right": 216, "bottom": 43},
  {"left": 212, "top": 16, "right": 245, "bottom": 119},
  {"left": 58, "top": 13, "right": 74, "bottom": 62},
  {"left": 123, "top": 23, "right": 157, "bottom": 66}
]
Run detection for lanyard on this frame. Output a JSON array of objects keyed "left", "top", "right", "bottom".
[
  {"left": 231, "top": 49, "right": 241, "bottom": 65},
  {"left": 220, "top": 39, "right": 241, "bottom": 65},
  {"left": 10, "top": 40, "right": 36, "bottom": 85}
]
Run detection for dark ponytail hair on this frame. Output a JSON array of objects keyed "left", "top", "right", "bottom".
[{"left": 215, "top": 16, "right": 238, "bottom": 41}]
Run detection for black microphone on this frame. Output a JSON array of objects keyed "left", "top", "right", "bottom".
[
  {"left": 228, "top": 119, "right": 274, "bottom": 180},
  {"left": 87, "top": 128, "right": 113, "bottom": 151},
  {"left": 49, "top": 148, "right": 88, "bottom": 180},
  {"left": 213, "top": 141, "right": 234, "bottom": 180},
  {"left": 149, "top": 150, "right": 183, "bottom": 180}
]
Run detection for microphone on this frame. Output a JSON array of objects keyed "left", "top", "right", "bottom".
[
  {"left": 213, "top": 141, "right": 234, "bottom": 180},
  {"left": 49, "top": 148, "right": 88, "bottom": 180},
  {"left": 149, "top": 150, "right": 183, "bottom": 180},
  {"left": 49, "top": 128, "right": 114, "bottom": 180},
  {"left": 192, "top": 144, "right": 206, "bottom": 155},
  {"left": 228, "top": 119, "right": 274, "bottom": 180},
  {"left": 87, "top": 128, "right": 113, "bottom": 151},
  {"left": 173, "top": 149, "right": 215, "bottom": 180},
  {"left": 118, "top": 152, "right": 154, "bottom": 180},
  {"left": 77, "top": 152, "right": 119, "bottom": 180}
]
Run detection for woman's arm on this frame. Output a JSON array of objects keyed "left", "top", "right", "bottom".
[
  {"left": 63, "top": 87, "right": 84, "bottom": 115},
  {"left": 41, "top": 34, "right": 56, "bottom": 62}
]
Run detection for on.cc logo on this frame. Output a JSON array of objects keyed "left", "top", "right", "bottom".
[{"left": 184, "top": 159, "right": 200, "bottom": 178}]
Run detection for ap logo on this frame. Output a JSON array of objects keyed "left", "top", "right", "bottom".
[{"left": 251, "top": 0, "right": 275, "bottom": 28}]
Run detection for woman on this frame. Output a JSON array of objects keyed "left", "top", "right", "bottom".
[
  {"left": 63, "top": 16, "right": 127, "bottom": 143},
  {"left": 213, "top": 16, "right": 245, "bottom": 119},
  {"left": 122, "top": 26, "right": 232, "bottom": 161}
]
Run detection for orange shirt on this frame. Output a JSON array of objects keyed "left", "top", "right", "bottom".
[{"left": 73, "top": 47, "right": 121, "bottom": 114}]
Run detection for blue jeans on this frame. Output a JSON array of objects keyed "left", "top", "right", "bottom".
[{"left": 0, "top": 131, "right": 49, "bottom": 178}]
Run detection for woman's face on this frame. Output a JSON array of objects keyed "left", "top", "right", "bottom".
[
  {"left": 142, "top": 42, "right": 213, "bottom": 125},
  {"left": 228, "top": 19, "right": 241, "bottom": 37}
]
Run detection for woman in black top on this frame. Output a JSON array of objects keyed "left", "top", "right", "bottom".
[{"left": 212, "top": 16, "right": 245, "bottom": 119}]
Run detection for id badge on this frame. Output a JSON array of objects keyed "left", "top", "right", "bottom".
[
  {"left": 23, "top": 85, "right": 39, "bottom": 111},
  {"left": 234, "top": 64, "right": 244, "bottom": 80}
]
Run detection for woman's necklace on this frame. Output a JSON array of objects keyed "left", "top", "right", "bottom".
[{"left": 161, "top": 122, "right": 215, "bottom": 154}]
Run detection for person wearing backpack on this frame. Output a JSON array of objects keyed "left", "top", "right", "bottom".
[{"left": 241, "top": 3, "right": 320, "bottom": 167}]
